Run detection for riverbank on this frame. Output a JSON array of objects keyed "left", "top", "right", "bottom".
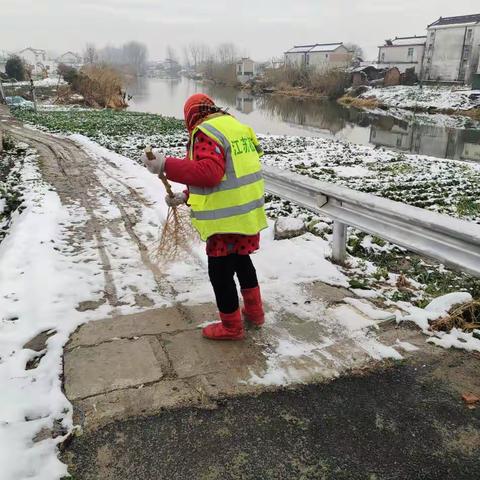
[
  {"left": 11, "top": 107, "right": 480, "bottom": 308},
  {"left": 340, "top": 85, "right": 480, "bottom": 120}
]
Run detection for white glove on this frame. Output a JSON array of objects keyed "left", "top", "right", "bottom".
[
  {"left": 165, "top": 192, "right": 187, "bottom": 207},
  {"left": 141, "top": 149, "right": 165, "bottom": 175}
]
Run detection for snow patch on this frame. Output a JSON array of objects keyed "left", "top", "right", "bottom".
[{"left": 428, "top": 328, "right": 480, "bottom": 353}]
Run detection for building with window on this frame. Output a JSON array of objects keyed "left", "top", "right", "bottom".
[
  {"left": 57, "top": 51, "right": 82, "bottom": 67},
  {"left": 18, "top": 47, "right": 47, "bottom": 75},
  {"left": 284, "top": 43, "right": 352, "bottom": 71},
  {"left": 236, "top": 58, "right": 256, "bottom": 84},
  {"left": 422, "top": 14, "right": 480, "bottom": 83},
  {"left": 377, "top": 36, "right": 426, "bottom": 75}
]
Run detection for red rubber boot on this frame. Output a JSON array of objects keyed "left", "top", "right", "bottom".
[
  {"left": 241, "top": 286, "right": 265, "bottom": 328},
  {"left": 202, "top": 309, "right": 244, "bottom": 341}
]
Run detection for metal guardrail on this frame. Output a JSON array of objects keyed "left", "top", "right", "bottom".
[{"left": 263, "top": 165, "right": 480, "bottom": 278}]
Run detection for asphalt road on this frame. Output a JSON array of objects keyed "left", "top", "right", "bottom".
[{"left": 65, "top": 358, "right": 480, "bottom": 480}]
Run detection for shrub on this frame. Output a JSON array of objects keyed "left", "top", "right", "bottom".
[
  {"left": 57, "top": 63, "right": 79, "bottom": 84},
  {"left": 310, "top": 68, "right": 350, "bottom": 99},
  {"left": 202, "top": 63, "right": 237, "bottom": 85},
  {"left": 264, "top": 66, "right": 310, "bottom": 89},
  {"left": 263, "top": 65, "right": 349, "bottom": 98},
  {"left": 5, "top": 56, "right": 26, "bottom": 81},
  {"left": 58, "top": 64, "right": 126, "bottom": 108}
]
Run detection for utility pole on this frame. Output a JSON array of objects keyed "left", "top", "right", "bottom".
[{"left": 29, "top": 78, "right": 37, "bottom": 113}]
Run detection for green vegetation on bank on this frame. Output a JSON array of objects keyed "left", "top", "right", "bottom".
[
  {"left": 12, "top": 107, "right": 480, "bottom": 304},
  {"left": 0, "top": 136, "right": 28, "bottom": 242},
  {"left": 12, "top": 109, "right": 185, "bottom": 138}
]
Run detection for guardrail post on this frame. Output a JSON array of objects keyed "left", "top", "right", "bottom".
[
  {"left": 0, "top": 80, "right": 5, "bottom": 105},
  {"left": 332, "top": 221, "right": 347, "bottom": 263}
]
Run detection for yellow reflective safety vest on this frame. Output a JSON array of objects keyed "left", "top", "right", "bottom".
[{"left": 187, "top": 114, "right": 268, "bottom": 241}]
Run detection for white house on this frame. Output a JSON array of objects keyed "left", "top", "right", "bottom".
[
  {"left": 285, "top": 43, "right": 352, "bottom": 71},
  {"left": 377, "top": 36, "right": 426, "bottom": 75},
  {"left": 57, "top": 51, "right": 82, "bottom": 67},
  {"left": 236, "top": 58, "right": 256, "bottom": 84},
  {"left": 422, "top": 14, "right": 480, "bottom": 83},
  {"left": 18, "top": 47, "right": 47, "bottom": 75}
]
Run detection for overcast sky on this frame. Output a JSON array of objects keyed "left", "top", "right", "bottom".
[{"left": 1, "top": 0, "right": 478, "bottom": 61}]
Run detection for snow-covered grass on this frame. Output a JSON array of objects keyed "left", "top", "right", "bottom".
[
  {"left": 1, "top": 137, "right": 29, "bottom": 242},
  {"left": 368, "top": 105, "right": 480, "bottom": 129},
  {"left": 11, "top": 109, "right": 480, "bottom": 304},
  {"left": 260, "top": 135, "right": 480, "bottom": 222},
  {"left": 4, "top": 77, "right": 65, "bottom": 88},
  {"left": 360, "top": 85, "right": 480, "bottom": 112},
  {"left": 0, "top": 143, "right": 108, "bottom": 479},
  {"left": 12, "top": 109, "right": 480, "bottom": 221}
]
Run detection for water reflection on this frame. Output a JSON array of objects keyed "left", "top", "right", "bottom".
[
  {"left": 236, "top": 91, "right": 254, "bottom": 114},
  {"left": 369, "top": 117, "right": 480, "bottom": 161},
  {"left": 256, "top": 95, "right": 347, "bottom": 135},
  {"left": 127, "top": 77, "right": 480, "bottom": 161}
]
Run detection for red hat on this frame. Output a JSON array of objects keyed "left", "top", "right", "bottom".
[{"left": 183, "top": 93, "right": 216, "bottom": 133}]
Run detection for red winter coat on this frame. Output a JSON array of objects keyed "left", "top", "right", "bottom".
[{"left": 164, "top": 131, "right": 260, "bottom": 257}]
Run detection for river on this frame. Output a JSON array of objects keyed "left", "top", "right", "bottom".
[{"left": 127, "top": 77, "right": 480, "bottom": 162}]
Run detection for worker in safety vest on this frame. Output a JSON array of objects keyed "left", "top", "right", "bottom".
[{"left": 142, "top": 93, "right": 268, "bottom": 340}]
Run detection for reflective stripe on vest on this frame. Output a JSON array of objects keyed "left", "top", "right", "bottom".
[
  {"left": 191, "top": 197, "right": 265, "bottom": 221},
  {"left": 187, "top": 115, "right": 268, "bottom": 241}
]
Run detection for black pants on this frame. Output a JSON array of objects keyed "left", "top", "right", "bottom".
[{"left": 208, "top": 254, "right": 259, "bottom": 314}]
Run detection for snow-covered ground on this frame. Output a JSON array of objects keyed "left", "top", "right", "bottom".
[
  {"left": 4, "top": 77, "right": 65, "bottom": 88},
  {"left": 0, "top": 147, "right": 108, "bottom": 478},
  {"left": 360, "top": 85, "right": 480, "bottom": 111},
  {"left": 368, "top": 105, "right": 480, "bottom": 129},
  {"left": 2, "top": 109, "right": 479, "bottom": 479}
]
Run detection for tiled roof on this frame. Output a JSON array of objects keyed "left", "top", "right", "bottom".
[
  {"left": 310, "top": 43, "right": 343, "bottom": 52},
  {"left": 285, "top": 43, "right": 343, "bottom": 54},
  {"left": 392, "top": 36, "right": 427, "bottom": 46},
  {"left": 19, "top": 47, "right": 46, "bottom": 55},
  {"left": 429, "top": 14, "right": 480, "bottom": 27}
]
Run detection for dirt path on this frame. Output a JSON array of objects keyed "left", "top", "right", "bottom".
[{"left": 2, "top": 115, "right": 175, "bottom": 307}]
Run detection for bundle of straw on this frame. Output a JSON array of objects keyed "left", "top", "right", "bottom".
[{"left": 145, "top": 146, "right": 197, "bottom": 262}]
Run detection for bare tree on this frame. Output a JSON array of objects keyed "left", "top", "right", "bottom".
[
  {"left": 187, "top": 43, "right": 202, "bottom": 70},
  {"left": 97, "top": 41, "right": 148, "bottom": 75},
  {"left": 99, "top": 44, "right": 123, "bottom": 65},
  {"left": 198, "top": 44, "right": 212, "bottom": 66},
  {"left": 166, "top": 45, "right": 178, "bottom": 63},
  {"left": 84, "top": 43, "right": 98, "bottom": 64},
  {"left": 344, "top": 43, "right": 364, "bottom": 60},
  {"left": 123, "top": 41, "right": 148, "bottom": 75},
  {"left": 216, "top": 43, "right": 238, "bottom": 65},
  {"left": 182, "top": 46, "right": 191, "bottom": 69}
]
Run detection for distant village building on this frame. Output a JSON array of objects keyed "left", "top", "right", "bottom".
[
  {"left": 377, "top": 36, "right": 426, "bottom": 75},
  {"left": 422, "top": 14, "right": 480, "bottom": 83},
  {"left": 18, "top": 47, "right": 47, "bottom": 75},
  {"left": 236, "top": 58, "right": 256, "bottom": 84},
  {"left": 57, "top": 51, "right": 82, "bottom": 67},
  {"left": 0, "top": 50, "right": 8, "bottom": 74},
  {"left": 270, "top": 58, "right": 285, "bottom": 70},
  {"left": 284, "top": 43, "right": 352, "bottom": 70}
]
